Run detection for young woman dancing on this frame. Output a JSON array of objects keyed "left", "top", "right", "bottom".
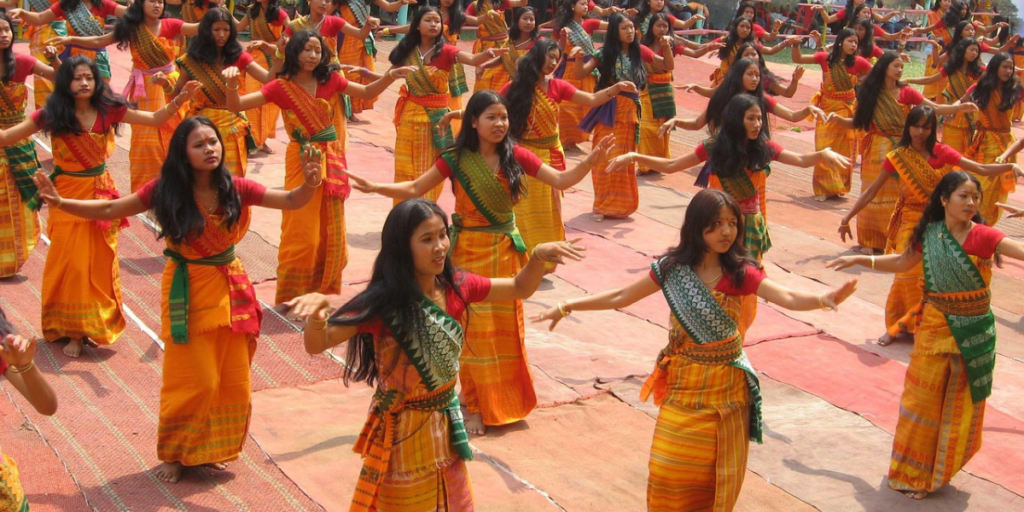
[
  {"left": 837, "top": 106, "right": 1020, "bottom": 346},
  {"left": 553, "top": 0, "right": 604, "bottom": 149},
  {"left": 225, "top": 29, "right": 412, "bottom": 305},
  {"left": 31, "top": 115, "right": 323, "bottom": 483},
  {"left": 534, "top": 187, "right": 856, "bottom": 512},
  {"left": 0, "top": 0, "right": 65, "bottom": 111},
  {"left": 286, "top": 198, "right": 584, "bottom": 511},
  {"left": 474, "top": 6, "right": 538, "bottom": 92},
  {"left": 709, "top": 16, "right": 788, "bottom": 87},
  {"left": 333, "top": 0, "right": 411, "bottom": 119},
  {"left": 828, "top": 171, "right": 1024, "bottom": 500},
  {"left": 345, "top": 90, "right": 613, "bottom": 435},
  {"left": 906, "top": 38, "right": 985, "bottom": 154},
  {"left": 0, "top": 55, "right": 200, "bottom": 358},
  {"left": 236, "top": 0, "right": 290, "bottom": 155}
]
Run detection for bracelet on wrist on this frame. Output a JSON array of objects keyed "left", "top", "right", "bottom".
[
  {"left": 870, "top": 254, "right": 876, "bottom": 270},
  {"left": 306, "top": 177, "right": 324, "bottom": 188},
  {"left": 556, "top": 301, "right": 571, "bottom": 318},
  {"left": 9, "top": 360, "right": 35, "bottom": 374}
]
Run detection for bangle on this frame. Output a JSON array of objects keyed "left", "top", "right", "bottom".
[
  {"left": 382, "top": 27, "right": 391, "bottom": 36},
  {"left": 557, "top": 301, "right": 572, "bottom": 318},
  {"left": 870, "top": 254, "right": 876, "bottom": 270},
  {"left": 305, "top": 317, "right": 327, "bottom": 332},
  {"left": 227, "top": 83, "right": 239, "bottom": 91},
  {"left": 305, "top": 177, "right": 323, "bottom": 188},
  {"left": 9, "top": 360, "right": 35, "bottom": 374},
  {"left": 55, "top": 196, "right": 63, "bottom": 210},
  {"left": 818, "top": 294, "right": 826, "bottom": 310}
]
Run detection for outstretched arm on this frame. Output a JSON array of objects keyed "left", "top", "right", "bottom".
[
  {"left": 285, "top": 294, "right": 360, "bottom": 354},
  {"left": 775, "top": 148, "right": 850, "bottom": 170},
  {"left": 756, "top": 277, "right": 858, "bottom": 311},
  {"left": 8, "top": 8, "right": 58, "bottom": 26},
  {"left": 532, "top": 273, "right": 661, "bottom": 331},
  {"left": 485, "top": 241, "right": 587, "bottom": 302},
  {"left": 121, "top": 81, "right": 202, "bottom": 126},
  {"left": 46, "top": 32, "right": 116, "bottom": 49},
  {"left": 0, "top": 118, "right": 42, "bottom": 146},
  {"left": 906, "top": 71, "right": 945, "bottom": 86},
  {"left": 347, "top": 166, "right": 448, "bottom": 200},
  {"left": 534, "top": 135, "right": 613, "bottom": 190},
  {"left": 827, "top": 249, "right": 922, "bottom": 274},
  {"left": 344, "top": 66, "right": 415, "bottom": 99},
  {"left": 258, "top": 147, "right": 325, "bottom": 210},
  {"left": 789, "top": 36, "right": 818, "bottom": 65},
  {"left": 919, "top": 97, "right": 977, "bottom": 117},
  {"left": 607, "top": 150, "right": 703, "bottom": 175},
  {"left": 995, "top": 233, "right": 1024, "bottom": 261},
  {"left": 568, "top": 81, "right": 638, "bottom": 107},
  {"left": 32, "top": 170, "right": 149, "bottom": 219}
]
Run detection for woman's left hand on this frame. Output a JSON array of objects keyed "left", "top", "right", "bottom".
[
  {"left": 387, "top": 66, "right": 416, "bottom": 80},
  {"left": 614, "top": 81, "right": 637, "bottom": 94},
  {"left": 821, "top": 279, "right": 858, "bottom": 311},
  {"left": 956, "top": 101, "right": 979, "bottom": 113},
  {"left": 825, "top": 255, "right": 862, "bottom": 271},
  {"left": 531, "top": 238, "right": 586, "bottom": 265},
  {"left": 31, "top": 170, "right": 62, "bottom": 209},
  {"left": 587, "top": 134, "right": 615, "bottom": 168},
  {"left": 284, "top": 293, "right": 331, "bottom": 322},
  {"left": 997, "top": 202, "right": 1024, "bottom": 218},
  {"left": 0, "top": 335, "right": 36, "bottom": 369},
  {"left": 179, "top": 80, "right": 202, "bottom": 102},
  {"left": 823, "top": 148, "right": 851, "bottom": 170},
  {"left": 300, "top": 145, "right": 323, "bottom": 186}
]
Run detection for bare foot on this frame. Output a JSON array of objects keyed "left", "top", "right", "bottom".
[
  {"left": 877, "top": 331, "right": 911, "bottom": 346},
  {"left": 155, "top": 462, "right": 183, "bottom": 483},
  {"left": 248, "top": 146, "right": 259, "bottom": 157},
  {"left": 348, "top": 114, "right": 362, "bottom": 123},
  {"left": 203, "top": 462, "right": 228, "bottom": 471},
  {"left": 464, "top": 412, "right": 486, "bottom": 436},
  {"left": 64, "top": 338, "right": 85, "bottom": 358},
  {"left": 813, "top": 195, "right": 827, "bottom": 202},
  {"left": 590, "top": 213, "right": 605, "bottom": 222},
  {"left": 903, "top": 490, "right": 928, "bottom": 500},
  {"left": 260, "top": 144, "right": 275, "bottom": 155}
]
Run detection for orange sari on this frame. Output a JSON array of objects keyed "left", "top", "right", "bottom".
[{"left": 0, "top": 68, "right": 40, "bottom": 278}]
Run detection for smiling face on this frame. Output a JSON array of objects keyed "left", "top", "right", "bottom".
[
  {"left": 742, "top": 63, "right": 760, "bottom": 92},
  {"left": 473, "top": 102, "right": 509, "bottom": 145},
  {"left": 411, "top": 213, "right": 450, "bottom": 279},
  {"left": 743, "top": 104, "right": 762, "bottom": 140},
  {"left": 704, "top": 205, "right": 739, "bottom": 254},
  {"left": 944, "top": 179, "right": 981, "bottom": 223},
  {"left": 186, "top": 124, "right": 223, "bottom": 172},
  {"left": 299, "top": 37, "right": 323, "bottom": 72}
]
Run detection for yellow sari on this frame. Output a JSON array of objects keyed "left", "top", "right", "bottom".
[
  {"left": 515, "top": 84, "right": 567, "bottom": 257},
  {"left": 245, "top": 8, "right": 284, "bottom": 149},
  {"left": 857, "top": 89, "right": 911, "bottom": 251},
  {"left": 0, "top": 70, "right": 40, "bottom": 278},
  {"left": 965, "top": 88, "right": 1016, "bottom": 225},
  {"left": 176, "top": 55, "right": 251, "bottom": 179},
  {"left": 25, "top": 0, "right": 64, "bottom": 110},
  {"left": 811, "top": 57, "right": 858, "bottom": 196},
  {"left": 338, "top": 1, "right": 377, "bottom": 114},
  {"left": 557, "top": 19, "right": 596, "bottom": 146},
  {"left": 938, "top": 67, "right": 977, "bottom": 154},
  {"left": 923, "top": 13, "right": 951, "bottom": 100},
  {"left": 638, "top": 52, "right": 676, "bottom": 171}
]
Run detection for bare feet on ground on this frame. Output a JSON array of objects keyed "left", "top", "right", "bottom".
[
  {"left": 877, "top": 330, "right": 912, "bottom": 347},
  {"left": 155, "top": 462, "right": 183, "bottom": 483},
  {"left": 903, "top": 490, "right": 928, "bottom": 500},
  {"left": 203, "top": 462, "right": 228, "bottom": 471},
  {"left": 63, "top": 337, "right": 84, "bottom": 358},
  {"left": 590, "top": 213, "right": 605, "bottom": 222},
  {"left": 260, "top": 144, "right": 275, "bottom": 155},
  {"left": 464, "top": 411, "right": 486, "bottom": 436}
]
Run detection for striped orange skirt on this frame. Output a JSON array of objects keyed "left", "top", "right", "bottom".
[
  {"left": 339, "top": 35, "right": 377, "bottom": 114},
  {"left": 0, "top": 143, "right": 39, "bottom": 278},
  {"left": 128, "top": 74, "right": 180, "bottom": 192},
  {"left": 637, "top": 83, "right": 672, "bottom": 172},
  {"left": 246, "top": 51, "right": 281, "bottom": 148},
  {"left": 591, "top": 98, "right": 640, "bottom": 218},
  {"left": 394, "top": 105, "right": 445, "bottom": 206},
  {"left": 965, "top": 129, "right": 1013, "bottom": 226},
  {"left": 376, "top": 459, "right": 473, "bottom": 512},
  {"left": 515, "top": 140, "right": 566, "bottom": 260},
  {"left": 810, "top": 92, "right": 855, "bottom": 197},
  {"left": 856, "top": 134, "right": 899, "bottom": 250},
  {"left": 557, "top": 62, "right": 595, "bottom": 146}
]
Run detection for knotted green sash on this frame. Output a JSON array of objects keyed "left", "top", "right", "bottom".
[
  {"left": 164, "top": 245, "right": 237, "bottom": 344},
  {"left": 382, "top": 297, "right": 473, "bottom": 460},
  {"left": 652, "top": 258, "right": 764, "bottom": 443},
  {"left": 442, "top": 151, "right": 526, "bottom": 254},
  {"left": 921, "top": 222, "right": 997, "bottom": 402},
  {"left": 28, "top": 163, "right": 105, "bottom": 211},
  {"left": 291, "top": 124, "right": 338, "bottom": 150}
]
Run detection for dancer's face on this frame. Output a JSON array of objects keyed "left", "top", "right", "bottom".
[
  {"left": 741, "top": 46, "right": 758, "bottom": 60},
  {"left": 841, "top": 35, "right": 859, "bottom": 55},
  {"left": 518, "top": 10, "right": 536, "bottom": 35},
  {"left": 650, "top": 0, "right": 665, "bottom": 12},
  {"left": 855, "top": 25, "right": 866, "bottom": 40},
  {"left": 943, "top": 180, "right": 981, "bottom": 223},
  {"left": 211, "top": 21, "right": 231, "bottom": 48},
  {"left": 542, "top": 48, "right": 561, "bottom": 76},
  {"left": 473, "top": 103, "right": 509, "bottom": 145},
  {"left": 299, "top": 38, "right": 323, "bottom": 72},
  {"left": 740, "top": 7, "right": 755, "bottom": 19},
  {"left": 411, "top": 213, "right": 450, "bottom": 278},
  {"left": 939, "top": 0, "right": 951, "bottom": 12},
  {"left": 908, "top": 117, "right": 934, "bottom": 146},
  {"left": 743, "top": 104, "right": 762, "bottom": 140},
  {"left": 742, "top": 63, "right": 760, "bottom": 92},
  {"left": 651, "top": 20, "right": 670, "bottom": 39},
  {"left": 965, "top": 44, "right": 980, "bottom": 62},
  {"left": 886, "top": 58, "right": 904, "bottom": 81},
  {"left": 420, "top": 12, "right": 443, "bottom": 38},
  {"left": 70, "top": 64, "right": 96, "bottom": 100},
  {"left": 144, "top": 0, "right": 165, "bottom": 20},
  {"left": 0, "top": 20, "right": 12, "bottom": 50},
  {"left": 736, "top": 20, "right": 751, "bottom": 39},
  {"left": 962, "top": 24, "right": 976, "bottom": 39},
  {"left": 703, "top": 206, "right": 739, "bottom": 254},
  {"left": 309, "top": 0, "right": 330, "bottom": 16},
  {"left": 858, "top": 7, "right": 872, "bottom": 19},
  {"left": 998, "top": 58, "right": 1014, "bottom": 82},
  {"left": 187, "top": 125, "right": 223, "bottom": 173},
  {"left": 618, "top": 19, "right": 636, "bottom": 44},
  {"left": 574, "top": 0, "right": 589, "bottom": 17}
]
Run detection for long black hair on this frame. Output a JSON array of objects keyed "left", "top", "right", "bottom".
[
  {"left": 597, "top": 13, "right": 647, "bottom": 91},
  {"left": 707, "top": 94, "right": 772, "bottom": 182},
  {"left": 42, "top": 56, "right": 130, "bottom": 137},
  {"left": 506, "top": 39, "right": 558, "bottom": 140},
  {"left": 450, "top": 91, "right": 526, "bottom": 202},
  {"left": 971, "top": 52, "right": 1023, "bottom": 111},
  {"left": 852, "top": 18, "right": 876, "bottom": 59},
  {"left": 150, "top": 116, "right": 243, "bottom": 244},
  {"left": 640, "top": 12, "right": 672, "bottom": 47},
  {"left": 441, "top": 0, "right": 466, "bottom": 35},
  {"left": 636, "top": 0, "right": 666, "bottom": 26},
  {"left": 248, "top": 0, "right": 283, "bottom": 23},
  {"left": 719, "top": 16, "right": 755, "bottom": 61},
  {"left": 555, "top": 0, "right": 584, "bottom": 31},
  {"left": 829, "top": 28, "right": 859, "bottom": 68},
  {"left": 662, "top": 188, "right": 758, "bottom": 287},
  {"left": 944, "top": 37, "right": 984, "bottom": 78},
  {"left": 734, "top": 1, "right": 757, "bottom": 20},
  {"left": 187, "top": 7, "right": 243, "bottom": 65},
  {"left": 389, "top": 6, "right": 446, "bottom": 66},
  {"left": 853, "top": 50, "right": 904, "bottom": 130},
  {"left": 946, "top": 20, "right": 975, "bottom": 51},
  {"left": 846, "top": 3, "right": 871, "bottom": 28},
  {"left": 508, "top": 7, "right": 538, "bottom": 42},
  {"left": 113, "top": 0, "right": 168, "bottom": 51},
  {"left": 277, "top": 29, "right": 342, "bottom": 82},
  {"left": 330, "top": 198, "right": 468, "bottom": 386},
  {"left": 0, "top": 13, "right": 14, "bottom": 83},
  {"left": 895, "top": 105, "right": 939, "bottom": 154},
  {"left": 909, "top": 171, "right": 991, "bottom": 258},
  {"left": 705, "top": 58, "right": 768, "bottom": 136},
  {"left": 942, "top": 0, "right": 966, "bottom": 30}
]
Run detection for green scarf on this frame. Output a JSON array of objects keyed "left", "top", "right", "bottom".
[
  {"left": 28, "top": 163, "right": 105, "bottom": 211},
  {"left": 164, "top": 246, "right": 237, "bottom": 344},
  {"left": 442, "top": 151, "right": 526, "bottom": 253}
]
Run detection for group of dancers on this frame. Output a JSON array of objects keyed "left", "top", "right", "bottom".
[{"left": 1, "top": 0, "right": 1024, "bottom": 510}]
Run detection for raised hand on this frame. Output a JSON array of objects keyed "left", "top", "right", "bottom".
[
  {"left": 31, "top": 170, "right": 62, "bottom": 209},
  {"left": 675, "top": 83, "right": 698, "bottom": 92},
  {"left": 283, "top": 293, "right": 332, "bottom": 322},
  {"left": 792, "top": 65, "right": 805, "bottom": 81},
  {"left": 822, "top": 148, "right": 851, "bottom": 170},
  {"left": 706, "top": 41, "right": 725, "bottom": 51},
  {"left": 820, "top": 279, "right": 858, "bottom": 311},
  {"left": 366, "top": 17, "right": 381, "bottom": 30},
  {"left": 179, "top": 80, "right": 202, "bottom": 102},
  {"left": 531, "top": 238, "right": 586, "bottom": 266},
  {"left": 587, "top": 134, "right": 615, "bottom": 168},
  {"left": 808, "top": 105, "right": 826, "bottom": 122},
  {"left": 7, "top": 9, "right": 24, "bottom": 22},
  {"left": 997, "top": 202, "right": 1024, "bottom": 218},
  {"left": 437, "top": 110, "right": 459, "bottom": 129},
  {"left": 151, "top": 71, "right": 169, "bottom": 88},
  {"left": 345, "top": 171, "right": 377, "bottom": 194},
  {"left": 221, "top": 65, "right": 242, "bottom": 82},
  {"left": 568, "top": 46, "right": 583, "bottom": 59},
  {"left": 387, "top": 65, "right": 416, "bottom": 80},
  {"left": 0, "top": 334, "right": 36, "bottom": 369},
  {"left": 42, "top": 45, "right": 59, "bottom": 61},
  {"left": 300, "top": 145, "right": 323, "bottom": 186}
]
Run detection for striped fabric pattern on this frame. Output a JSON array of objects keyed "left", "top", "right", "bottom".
[
  {"left": 856, "top": 135, "right": 900, "bottom": 250},
  {"left": 590, "top": 97, "right": 640, "bottom": 218}
]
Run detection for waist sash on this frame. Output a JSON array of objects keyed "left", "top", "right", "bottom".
[
  {"left": 124, "top": 62, "right": 175, "bottom": 100},
  {"left": 395, "top": 86, "right": 453, "bottom": 150},
  {"left": 29, "top": 163, "right": 106, "bottom": 211},
  {"left": 443, "top": 150, "right": 526, "bottom": 253},
  {"left": 164, "top": 245, "right": 239, "bottom": 344},
  {"left": 578, "top": 92, "right": 641, "bottom": 144}
]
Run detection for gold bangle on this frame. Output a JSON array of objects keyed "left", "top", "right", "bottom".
[
  {"left": 818, "top": 293, "right": 826, "bottom": 310},
  {"left": 305, "top": 177, "right": 323, "bottom": 188},
  {"left": 55, "top": 196, "right": 63, "bottom": 209},
  {"left": 305, "top": 317, "right": 327, "bottom": 331},
  {"left": 870, "top": 254, "right": 876, "bottom": 270},
  {"left": 227, "top": 83, "right": 239, "bottom": 91},
  {"left": 382, "top": 27, "right": 391, "bottom": 36},
  {"left": 9, "top": 360, "right": 35, "bottom": 374},
  {"left": 556, "top": 301, "right": 571, "bottom": 318}
]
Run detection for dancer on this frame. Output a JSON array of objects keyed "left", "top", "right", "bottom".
[
  {"left": 830, "top": 51, "right": 975, "bottom": 253},
  {"left": 466, "top": 0, "right": 527, "bottom": 56},
  {"left": 828, "top": 171, "right": 1024, "bottom": 500},
  {"left": 709, "top": 16, "right": 787, "bottom": 87},
  {"left": 237, "top": 0, "right": 290, "bottom": 155},
  {"left": 224, "top": 29, "right": 413, "bottom": 305},
  {"left": 159, "top": 7, "right": 275, "bottom": 178},
  {"left": 334, "top": 0, "right": 411, "bottom": 120},
  {"left": 680, "top": 43, "right": 804, "bottom": 99},
  {"left": 0, "top": 55, "right": 200, "bottom": 358},
  {"left": 387, "top": 6, "right": 505, "bottom": 204},
  {"left": 286, "top": 199, "right": 585, "bottom": 511},
  {"left": 611, "top": 94, "right": 848, "bottom": 263},
  {"left": 837, "top": 106, "right": 1020, "bottom": 345},
  {"left": 633, "top": 0, "right": 703, "bottom": 39},
  {"left": 9, "top": 0, "right": 130, "bottom": 81},
  {"left": 172, "top": 0, "right": 227, "bottom": 54},
  {"left": 964, "top": 52, "right": 1022, "bottom": 225},
  {"left": 0, "top": 0, "right": 66, "bottom": 111},
  {"left": 574, "top": 12, "right": 673, "bottom": 221},
  {"left": 31, "top": 115, "right": 323, "bottom": 483},
  {"left": 553, "top": 0, "right": 604, "bottom": 150},
  {"left": 285, "top": 0, "right": 378, "bottom": 66},
  {"left": 0, "top": 307, "right": 58, "bottom": 512},
  {"left": 0, "top": 13, "right": 57, "bottom": 278},
  {"left": 47, "top": 0, "right": 191, "bottom": 191},
  {"left": 906, "top": 38, "right": 984, "bottom": 154},
  {"left": 735, "top": 1, "right": 782, "bottom": 42},
  {"left": 911, "top": 0, "right": 1006, "bottom": 100},
  {"left": 789, "top": 28, "right": 871, "bottom": 199},
  {"left": 345, "top": 90, "right": 614, "bottom": 434},
  {"left": 474, "top": 6, "right": 538, "bottom": 92},
  {"left": 498, "top": 39, "right": 634, "bottom": 262},
  {"left": 534, "top": 187, "right": 856, "bottom": 512}
]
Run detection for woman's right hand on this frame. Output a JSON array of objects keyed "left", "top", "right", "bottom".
[
  {"left": 284, "top": 293, "right": 331, "bottom": 322},
  {"left": 45, "top": 36, "right": 72, "bottom": 47},
  {"left": 657, "top": 118, "right": 676, "bottom": 138},
  {"left": 221, "top": 65, "right": 241, "bottom": 85},
  {"left": 838, "top": 219, "right": 853, "bottom": 243},
  {"left": 825, "top": 255, "right": 863, "bottom": 271},
  {"left": 997, "top": 202, "right": 1024, "bottom": 219},
  {"left": 31, "top": 170, "right": 62, "bottom": 209},
  {"left": 531, "top": 304, "right": 567, "bottom": 331},
  {"left": 675, "top": 83, "right": 698, "bottom": 93},
  {"left": 345, "top": 171, "right": 378, "bottom": 194},
  {"left": 821, "top": 279, "right": 858, "bottom": 311},
  {"left": 151, "top": 71, "right": 169, "bottom": 88},
  {"left": 568, "top": 47, "right": 583, "bottom": 59},
  {"left": 605, "top": 152, "right": 634, "bottom": 173}
]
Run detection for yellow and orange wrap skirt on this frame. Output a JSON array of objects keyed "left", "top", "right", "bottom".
[
  {"left": 856, "top": 133, "right": 900, "bottom": 250},
  {"left": 811, "top": 89, "right": 855, "bottom": 197},
  {"left": 590, "top": 94, "right": 640, "bottom": 218}
]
